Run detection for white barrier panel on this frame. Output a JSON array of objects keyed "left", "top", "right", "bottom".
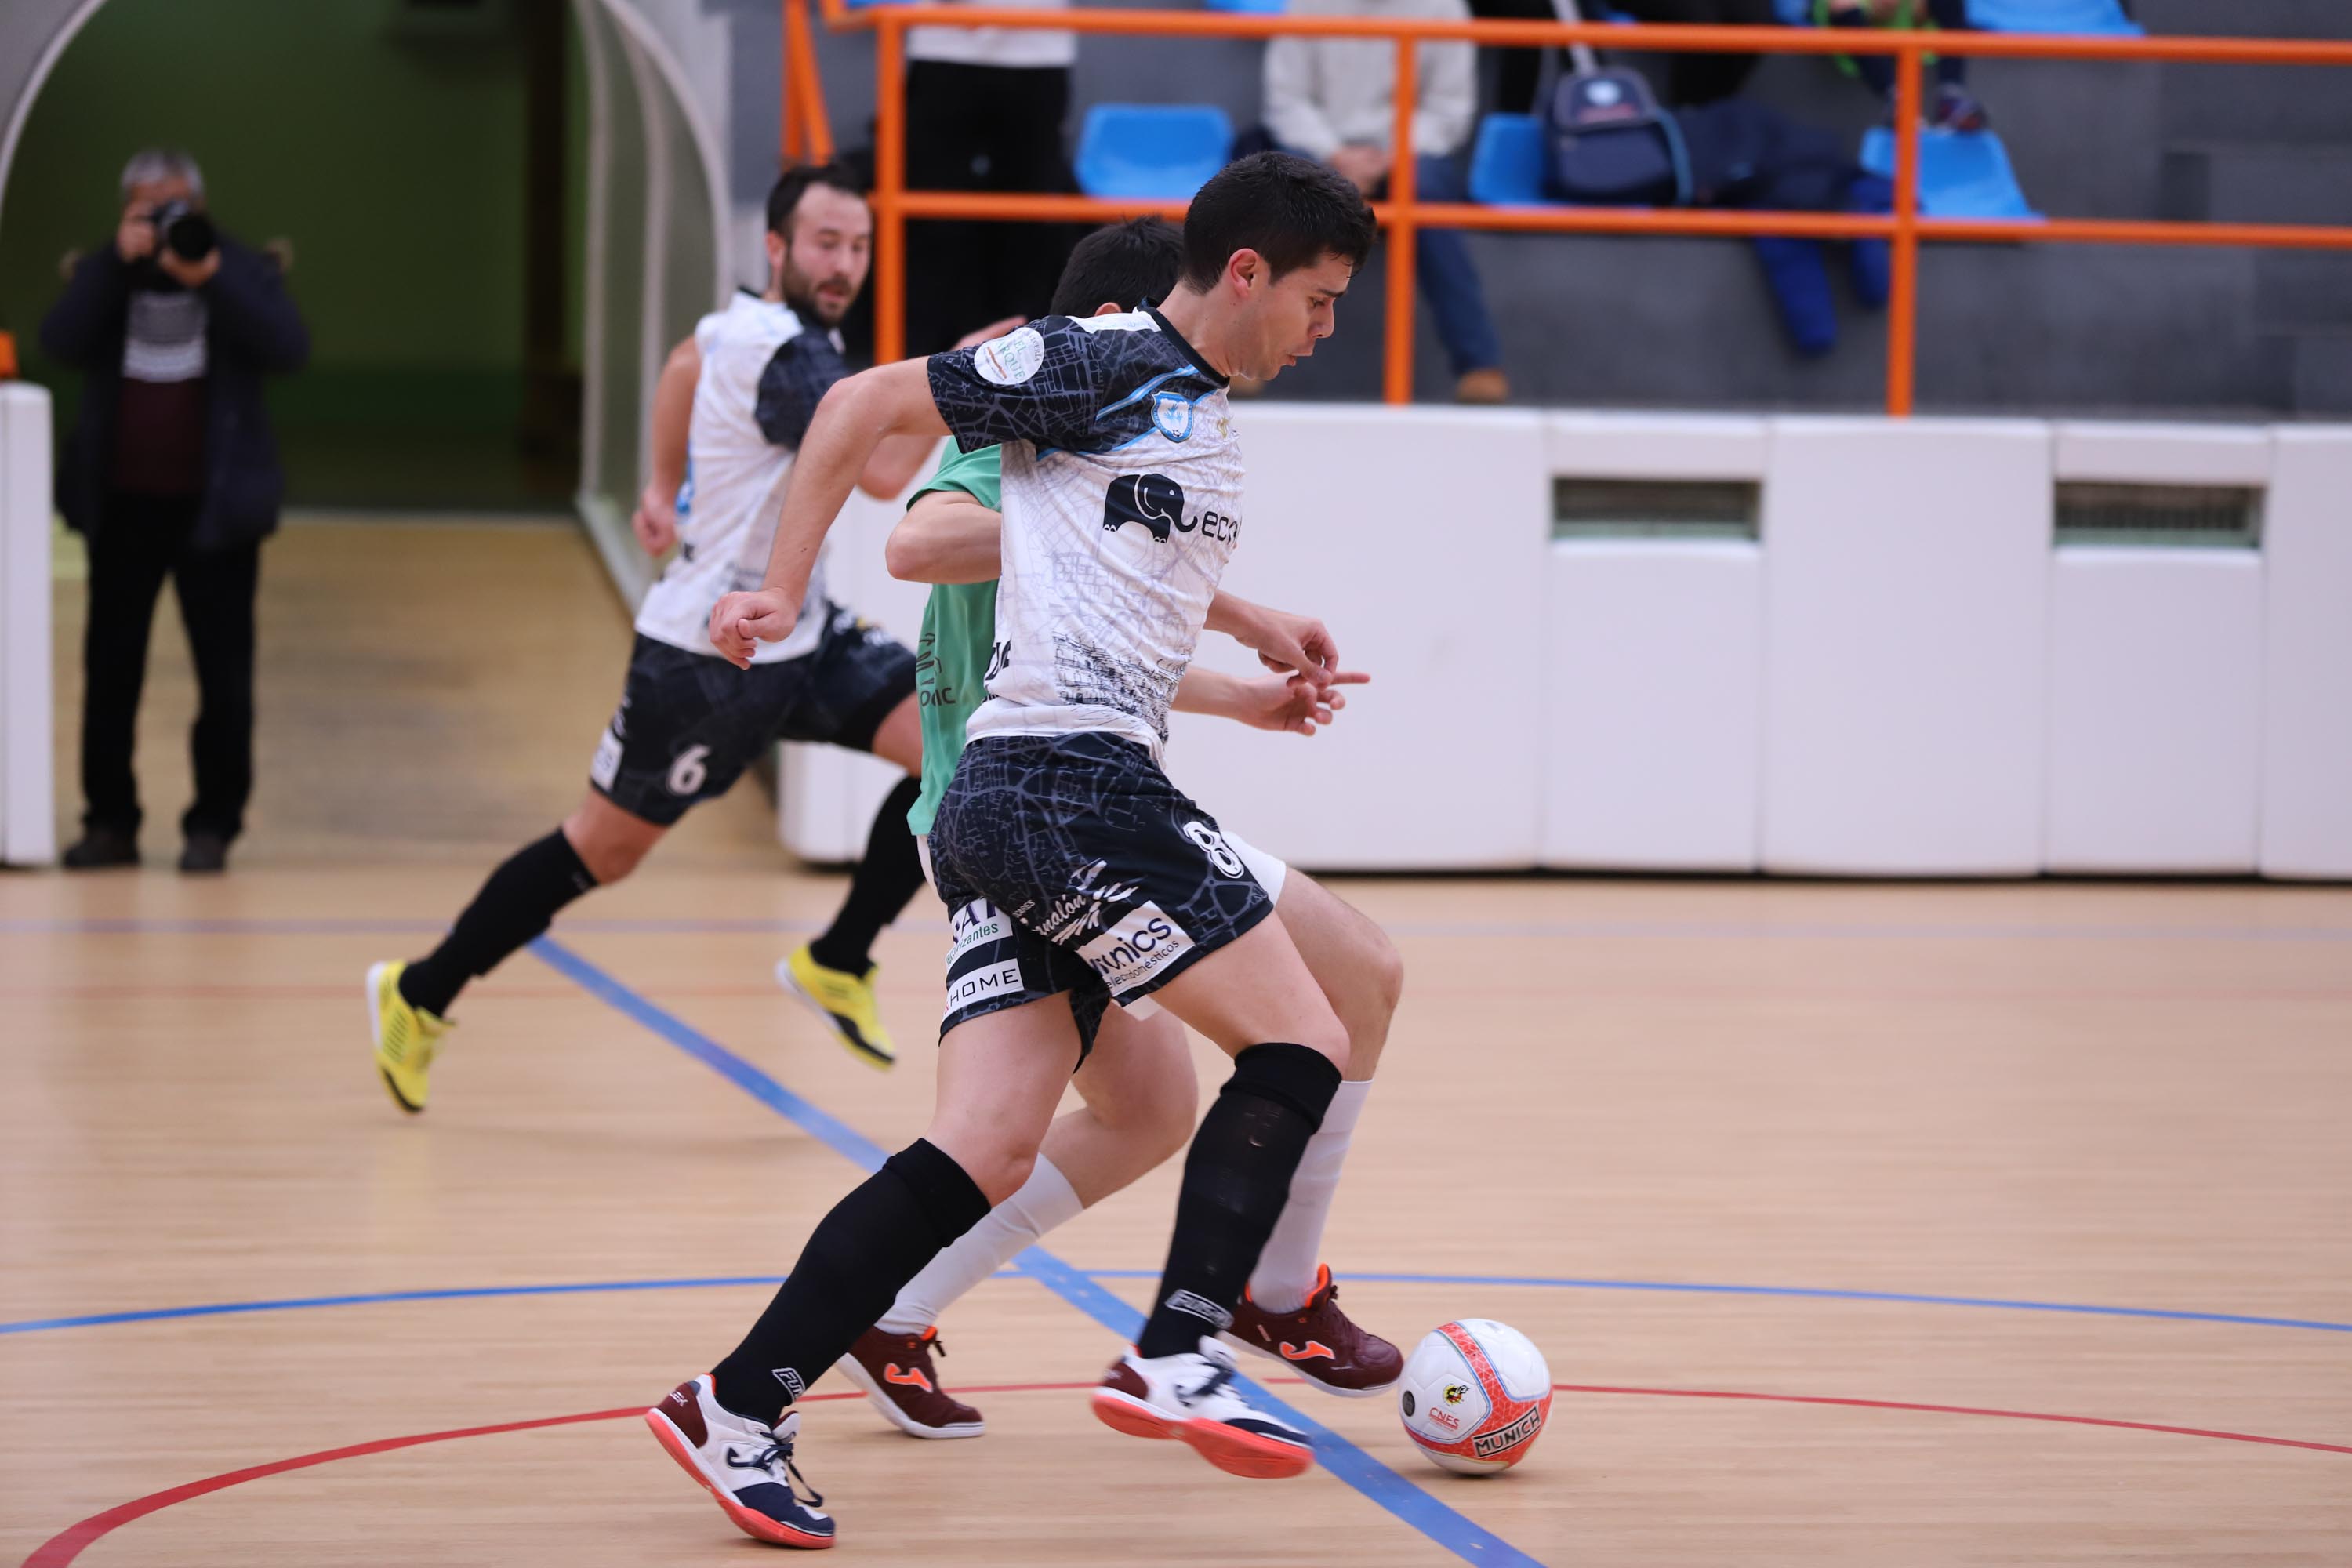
[
  {"left": 777, "top": 450, "right": 939, "bottom": 862},
  {"left": 1163, "top": 405, "right": 1548, "bottom": 869},
  {"left": 2053, "top": 422, "right": 2272, "bottom": 485},
  {"left": 1, "top": 383, "right": 56, "bottom": 866},
  {"left": 1542, "top": 542, "right": 1762, "bottom": 869},
  {"left": 2044, "top": 550, "right": 2263, "bottom": 872},
  {"left": 1762, "top": 420, "right": 2053, "bottom": 875},
  {"left": 2259, "top": 430, "right": 2352, "bottom": 880}
]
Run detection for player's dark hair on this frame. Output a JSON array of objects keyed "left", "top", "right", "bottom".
[
  {"left": 1178, "top": 151, "right": 1376, "bottom": 292},
  {"left": 766, "top": 162, "right": 866, "bottom": 238},
  {"left": 1050, "top": 217, "right": 1185, "bottom": 317}
]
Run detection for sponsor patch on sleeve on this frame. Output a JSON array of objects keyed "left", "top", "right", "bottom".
[{"left": 974, "top": 326, "right": 1046, "bottom": 386}]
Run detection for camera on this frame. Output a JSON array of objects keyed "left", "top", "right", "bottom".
[{"left": 149, "top": 199, "right": 216, "bottom": 262}]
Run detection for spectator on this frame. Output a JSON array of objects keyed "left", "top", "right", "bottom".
[
  {"left": 40, "top": 148, "right": 307, "bottom": 873},
  {"left": 1254, "top": 0, "right": 1509, "bottom": 402},
  {"left": 901, "top": 0, "right": 1080, "bottom": 355},
  {"left": 1822, "top": 0, "right": 1988, "bottom": 132}
]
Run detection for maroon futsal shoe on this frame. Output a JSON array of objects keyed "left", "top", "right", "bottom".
[
  {"left": 1227, "top": 1265, "right": 1403, "bottom": 1397},
  {"left": 835, "top": 1325, "right": 985, "bottom": 1439}
]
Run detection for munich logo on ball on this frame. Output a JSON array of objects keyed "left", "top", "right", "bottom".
[{"left": 1471, "top": 1408, "right": 1543, "bottom": 1458}]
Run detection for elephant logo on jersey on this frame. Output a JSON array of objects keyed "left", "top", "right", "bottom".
[{"left": 1102, "top": 473, "right": 1186, "bottom": 543}]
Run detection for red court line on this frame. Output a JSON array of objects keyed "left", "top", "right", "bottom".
[
  {"left": 1560, "top": 1385, "right": 2352, "bottom": 1456},
  {"left": 25, "top": 1380, "right": 2349, "bottom": 1565}
]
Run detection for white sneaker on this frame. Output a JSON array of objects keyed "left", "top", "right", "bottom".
[
  {"left": 645, "top": 1375, "right": 837, "bottom": 1548},
  {"left": 1090, "top": 1338, "right": 1315, "bottom": 1479}
]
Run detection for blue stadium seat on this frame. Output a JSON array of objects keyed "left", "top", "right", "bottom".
[
  {"left": 1965, "top": 0, "right": 2141, "bottom": 35},
  {"left": 1468, "top": 114, "right": 1552, "bottom": 206},
  {"left": 1772, "top": 0, "right": 1813, "bottom": 24},
  {"left": 1207, "top": 0, "right": 1286, "bottom": 13},
  {"left": 1860, "top": 125, "right": 2042, "bottom": 220},
  {"left": 1073, "top": 105, "right": 1236, "bottom": 201}
]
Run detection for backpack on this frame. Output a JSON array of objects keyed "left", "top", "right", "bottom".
[{"left": 1541, "top": 67, "right": 1690, "bottom": 207}]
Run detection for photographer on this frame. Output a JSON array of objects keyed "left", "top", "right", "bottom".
[{"left": 40, "top": 149, "right": 307, "bottom": 873}]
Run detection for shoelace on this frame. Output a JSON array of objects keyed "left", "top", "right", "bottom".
[
  {"left": 1181, "top": 1357, "right": 1237, "bottom": 1407},
  {"left": 744, "top": 1434, "right": 826, "bottom": 1509}
]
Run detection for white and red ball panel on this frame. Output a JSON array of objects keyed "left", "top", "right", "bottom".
[{"left": 1397, "top": 1319, "right": 1552, "bottom": 1475}]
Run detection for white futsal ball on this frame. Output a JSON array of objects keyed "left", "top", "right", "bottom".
[{"left": 1396, "top": 1319, "right": 1553, "bottom": 1475}]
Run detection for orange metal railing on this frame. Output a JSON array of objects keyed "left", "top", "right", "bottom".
[{"left": 780, "top": 2, "right": 2352, "bottom": 413}]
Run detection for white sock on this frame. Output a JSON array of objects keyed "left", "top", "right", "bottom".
[
  {"left": 873, "top": 1153, "right": 1084, "bottom": 1336},
  {"left": 1248, "top": 1078, "right": 1372, "bottom": 1315}
]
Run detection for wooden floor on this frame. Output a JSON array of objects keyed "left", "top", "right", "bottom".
[{"left": 6, "top": 520, "right": 2350, "bottom": 1566}]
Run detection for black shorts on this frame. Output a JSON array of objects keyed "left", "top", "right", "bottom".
[
  {"left": 927, "top": 731, "right": 1276, "bottom": 1057},
  {"left": 589, "top": 608, "right": 916, "bottom": 828}
]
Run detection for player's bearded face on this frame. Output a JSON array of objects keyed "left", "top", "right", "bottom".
[
  {"left": 1237, "top": 251, "right": 1353, "bottom": 382},
  {"left": 774, "top": 187, "right": 873, "bottom": 328}
]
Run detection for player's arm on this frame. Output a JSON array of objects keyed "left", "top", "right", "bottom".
[
  {"left": 1205, "top": 591, "right": 1341, "bottom": 686},
  {"left": 711, "top": 358, "right": 950, "bottom": 663},
  {"left": 713, "top": 319, "right": 1101, "bottom": 665},
  {"left": 1174, "top": 666, "right": 1369, "bottom": 736},
  {"left": 633, "top": 336, "right": 700, "bottom": 554},
  {"left": 887, "top": 488, "right": 1002, "bottom": 585}
]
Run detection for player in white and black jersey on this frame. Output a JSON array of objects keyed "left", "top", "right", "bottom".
[
  {"left": 644, "top": 155, "right": 1379, "bottom": 1548},
  {"left": 361, "top": 166, "right": 1011, "bottom": 1112}
]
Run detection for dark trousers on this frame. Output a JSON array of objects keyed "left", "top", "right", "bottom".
[
  {"left": 902, "top": 60, "right": 1079, "bottom": 357},
  {"left": 81, "top": 492, "right": 260, "bottom": 841}
]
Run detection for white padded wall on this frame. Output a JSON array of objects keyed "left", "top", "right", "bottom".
[
  {"left": 1542, "top": 543, "right": 1762, "bottom": 869},
  {"left": 2260, "top": 429, "right": 2352, "bottom": 879},
  {"left": 1761, "top": 419, "right": 2052, "bottom": 874},
  {"left": 1, "top": 383, "right": 55, "bottom": 866},
  {"left": 777, "top": 447, "right": 942, "bottom": 862},
  {"left": 1163, "top": 404, "right": 1548, "bottom": 869},
  {"left": 2054, "top": 422, "right": 2272, "bottom": 485},
  {"left": 2044, "top": 550, "right": 2263, "bottom": 872}
]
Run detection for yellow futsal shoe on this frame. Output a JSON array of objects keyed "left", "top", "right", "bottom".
[
  {"left": 778, "top": 945, "right": 896, "bottom": 1069},
  {"left": 365, "top": 960, "right": 450, "bottom": 1113}
]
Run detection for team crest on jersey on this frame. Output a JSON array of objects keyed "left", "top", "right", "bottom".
[
  {"left": 975, "top": 326, "right": 1046, "bottom": 385},
  {"left": 1151, "top": 390, "right": 1193, "bottom": 443}
]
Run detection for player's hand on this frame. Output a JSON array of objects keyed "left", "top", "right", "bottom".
[
  {"left": 1239, "top": 670, "right": 1369, "bottom": 735},
  {"left": 708, "top": 588, "right": 797, "bottom": 669},
  {"left": 632, "top": 481, "right": 678, "bottom": 555},
  {"left": 1229, "top": 604, "right": 1339, "bottom": 687},
  {"left": 952, "top": 314, "right": 1028, "bottom": 351}
]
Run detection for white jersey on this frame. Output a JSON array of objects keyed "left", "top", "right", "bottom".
[
  {"left": 926, "top": 309, "right": 1243, "bottom": 759},
  {"left": 634, "top": 292, "right": 849, "bottom": 665}
]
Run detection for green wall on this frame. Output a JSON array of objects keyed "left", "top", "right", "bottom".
[{"left": 1, "top": 0, "right": 585, "bottom": 466}]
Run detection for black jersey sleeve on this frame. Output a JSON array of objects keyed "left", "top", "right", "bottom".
[
  {"left": 924, "top": 315, "right": 1114, "bottom": 455},
  {"left": 755, "top": 327, "right": 852, "bottom": 449}
]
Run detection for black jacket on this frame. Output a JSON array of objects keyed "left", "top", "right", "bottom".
[{"left": 40, "top": 234, "right": 309, "bottom": 551}]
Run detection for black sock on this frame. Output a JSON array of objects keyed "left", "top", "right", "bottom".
[
  {"left": 399, "top": 829, "right": 597, "bottom": 1017},
  {"left": 710, "top": 1138, "right": 990, "bottom": 1425},
  {"left": 1134, "top": 1043, "right": 1342, "bottom": 1360},
  {"left": 806, "top": 777, "right": 924, "bottom": 975}
]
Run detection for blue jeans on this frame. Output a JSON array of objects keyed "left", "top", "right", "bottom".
[{"left": 1405, "top": 156, "right": 1504, "bottom": 376}]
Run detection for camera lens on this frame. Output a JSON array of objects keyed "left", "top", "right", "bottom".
[{"left": 163, "top": 209, "right": 216, "bottom": 261}]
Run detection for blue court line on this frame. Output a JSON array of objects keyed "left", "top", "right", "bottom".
[
  {"left": 13, "top": 1269, "right": 2347, "bottom": 1341},
  {"left": 525, "top": 935, "right": 1544, "bottom": 1568}
]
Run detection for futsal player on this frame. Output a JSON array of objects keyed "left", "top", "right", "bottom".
[
  {"left": 649, "top": 154, "right": 1380, "bottom": 1547},
  {"left": 836, "top": 218, "right": 1404, "bottom": 1439},
  {"left": 362, "top": 165, "right": 1004, "bottom": 1109}
]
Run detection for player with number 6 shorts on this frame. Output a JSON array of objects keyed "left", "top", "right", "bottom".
[
  {"left": 360, "top": 164, "right": 1018, "bottom": 1111},
  {"left": 833, "top": 215, "right": 1405, "bottom": 1446}
]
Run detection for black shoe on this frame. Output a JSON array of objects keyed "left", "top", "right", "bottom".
[
  {"left": 61, "top": 827, "right": 140, "bottom": 870},
  {"left": 179, "top": 833, "right": 230, "bottom": 873}
]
